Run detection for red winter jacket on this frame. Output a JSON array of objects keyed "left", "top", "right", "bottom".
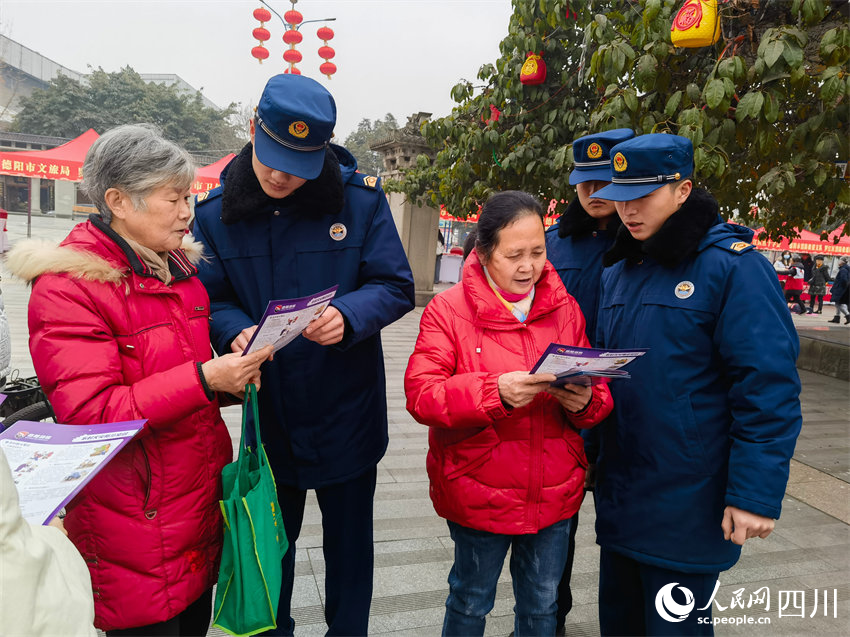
[
  {"left": 405, "top": 252, "right": 613, "bottom": 534},
  {"left": 8, "top": 219, "right": 231, "bottom": 631}
]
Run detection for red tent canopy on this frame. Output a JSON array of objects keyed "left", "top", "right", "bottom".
[
  {"left": 750, "top": 224, "right": 850, "bottom": 256},
  {"left": 0, "top": 129, "right": 99, "bottom": 182},
  {"left": 192, "top": 153, "right": 235, "bottom": 194}
]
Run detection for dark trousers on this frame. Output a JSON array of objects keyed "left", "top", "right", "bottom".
[
  {"left": 264, "top": 467, "right": 377, "bottom": 637},
  {"left": 598, "top": 549, "right": 717, "bottom": 636},
  {"left": 105, "top": 588, "right": 212, "bottom": 637},
  {"left": 555, "top": 512, "right": 579, "bottom": 627},
  {"left": 809, "top": 294, "right": 824, "bottom": 312}
]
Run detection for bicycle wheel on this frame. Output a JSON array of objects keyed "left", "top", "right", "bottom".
[{"left": 1, "top": 400, "right": 55, "bottom": 430}]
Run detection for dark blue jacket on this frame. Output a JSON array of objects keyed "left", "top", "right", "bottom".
[
  {"left": 595, "top": 191, "right": 801, "bottom": 573},
  {"left": 192, "top": 144, "right": 415, "bottom": 488},
  {"left": 830, "top": 262, "right": 849, "bottom": 302},
  {"left": 545, "top": 198, "right": 618, "bottom": 345}
]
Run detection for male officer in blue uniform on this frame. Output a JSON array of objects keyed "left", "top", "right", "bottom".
[
  {"left": 545, "top": 128, "right": 633, "bottom": 632},
  {"left": 592, "top": 134, "right": 802, "bottom": 635},
  {"left": 192, "top": 74, "right": 415, "bottom": 636}
]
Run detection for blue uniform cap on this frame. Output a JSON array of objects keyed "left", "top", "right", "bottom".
[
  {"left": 594, "top": 134, "right": 694, "bottom": 201},
  {"left": 254, "top": 74, "right": 336, "bottom": 181},
  {"left": 569, "top": 128, "right": 635, "bottom": 185}
]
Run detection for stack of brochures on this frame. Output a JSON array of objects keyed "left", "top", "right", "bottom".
[{"left": 529, "top": 343, "right": 649, "bottom": 387}]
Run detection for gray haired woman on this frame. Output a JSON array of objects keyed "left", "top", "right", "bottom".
[{"left": 8, "top": 124, "right": 272, "bottom": 635}]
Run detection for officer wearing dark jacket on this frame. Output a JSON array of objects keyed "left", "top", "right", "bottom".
[
  {"left": 545, "top": 127, "right": 633, "bottom": 631},
  {"left": 592, "top": 134, "right": 802, "bottom": 635},
  {"left": 192, "top": 74, "right": 415, "bottom": 636}
]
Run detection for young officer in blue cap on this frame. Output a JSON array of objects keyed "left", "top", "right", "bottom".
[
  {"left": 192, "top": 74, "right": 415, "bottom": 636},
  {"left": 545, "top": 127, "right": 634, "bottom": 632},
  {"left": 591, "top": 134, "right": 802, "bottom": 635}
]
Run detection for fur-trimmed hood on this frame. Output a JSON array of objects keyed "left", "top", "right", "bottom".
[{"left": 7, "top": 217, "right": 205, "bottom": 285}]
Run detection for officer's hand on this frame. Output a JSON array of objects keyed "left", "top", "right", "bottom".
[
  {"left": 498, "top": 372, "right": 556, "bottom": 409},
  {"left": 545, "top": 383, "right": 593, "bottom": 413},
  {"left": 721, "top": 506, "right": 775, "bottom": 545},
  {"left": 231, "top": 325, "right": 258, "bottom": 354},
  {"left": 303, "top": 306, "right": 345, "bottom": 346},
  {"left": 202, "top": 345, "right": 274, "bottom": 395}
]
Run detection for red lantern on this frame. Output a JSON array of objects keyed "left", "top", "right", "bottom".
[
  {"left": 251, "top": 46, "right": 269, "bottom": 62},
  {"left": 283, "top": 49, "right": 303, "bottom": 64},
  {"left": 252, "top": 27, "right": 270, "bottom": 41},
  {"left": 284, "top": 10, "right": 303, "bottom": 25},
  {"left": 252, "top": 7, "right": 271, "bottom": 22},
  {"left": 318, "top": 46, "right": 335, "bottom": 60},
  {"left": 520, "top": 52, "right": 547, "bottom": 85},
  {"left": 317, "top": 26, "right": 335, "bottom": 41},
  {"left": 284, "top": 67, "right": 302, "bottom": 75},
  {"left": 283, "top": 29, "right": 303, "bottom": 45},
  {"left": 319, "top": 62, "right": 337, "bottom": 78}
]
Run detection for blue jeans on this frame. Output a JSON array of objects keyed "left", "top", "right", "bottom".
[{"left": 443, "top": 518, "right": 572, "bottom": 637}]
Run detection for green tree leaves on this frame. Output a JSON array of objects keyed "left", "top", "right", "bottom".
[
  {"left": 13, "top": 67, "right": 242, "bottom": 152},
  {"left": 393, "top": 0, "right": 849, "bottom": 237}
]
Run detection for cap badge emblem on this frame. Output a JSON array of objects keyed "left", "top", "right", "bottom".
[
  {"left": 288, "top": 121, "right": 310, "bottom": 138},
  {"left": 675, "top": 281, "right": 695, "bottom": 299},
  {"left": 329, "top": 223, "right": 347, "bottom": 241},
  {"left": 613, "top": 152, "right": 628, "bottom": 172},
  {"left": 587, "top": 143, "right": 603, "bottom": 159}
]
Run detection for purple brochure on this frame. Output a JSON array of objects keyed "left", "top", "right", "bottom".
[
  {"left": 529, "top": 343, "right": 648, "bottom": 387},
  {"left": 242, "top": 285, "right": 339, "bottom": 355},
  {"left": 0, "top": 419, "right": 145, "bottom": 525}
]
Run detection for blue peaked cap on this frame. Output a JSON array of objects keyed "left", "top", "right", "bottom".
[
  {"left": 569, "top": 128, "right": 635, "bottom": 185},
  {"left": 254, "top": 74, "right": 336, "bottom": 181},
  {"left": 594, "top": 134, "right": 694, "bottom": 201}
]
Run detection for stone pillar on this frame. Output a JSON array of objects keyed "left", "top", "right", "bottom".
[
  {"left": 371, "top": 113, "right": 441, "bottom": 306},
  {"left": 54, "top": 180, "right": 75, "bottom": 218}
]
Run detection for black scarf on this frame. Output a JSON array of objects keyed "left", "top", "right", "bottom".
[
  {"left": 220, "top": 143, "right": 346, "bottom": 225},
  {"left": 556, "top": 197, "right": 621, "bottom": 239},
  {"left": 602, "top": 188, "right": 719, "bottom": 268}
]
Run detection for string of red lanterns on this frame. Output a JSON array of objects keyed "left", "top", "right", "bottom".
[{"left": 249, "top": 2, "right": 338, "bottom": 78}]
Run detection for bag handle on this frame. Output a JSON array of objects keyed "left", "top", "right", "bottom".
[{"left": 238, "top": 383, "right": 265, "bottom": 472}]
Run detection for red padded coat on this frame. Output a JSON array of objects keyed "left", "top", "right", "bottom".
[
  {"left": 9, "top": 220, "right": 231, "bottom": 631},
  {"left": 405, "top": 251, "right": 613, "bottom": 535}
]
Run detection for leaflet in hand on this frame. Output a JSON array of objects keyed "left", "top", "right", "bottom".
[
  {"left": 242, "top": 285, "right": 339, "bottom": 355},
  {"left": 529, "top": 344, "right": 648, "bottom": 387},
  {"left": 0, "top": 419, "right": 145, "bottom": 525}
]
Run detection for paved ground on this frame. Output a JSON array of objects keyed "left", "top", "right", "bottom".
[{"left": 2, "top": 214, "right": 848, "bottom": 636}]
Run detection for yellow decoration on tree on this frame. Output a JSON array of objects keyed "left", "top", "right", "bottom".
[{"left": 671, "top": 0, "right": 721, "bottom": 48}]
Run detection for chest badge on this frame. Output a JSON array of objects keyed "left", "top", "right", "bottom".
[
  {"left": 675, "top": 280, "right": 695, "bottom": 299},
  {"left": 329, "top": 223, "right": 347, "bottom": 241}
]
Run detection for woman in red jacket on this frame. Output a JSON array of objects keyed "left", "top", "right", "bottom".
[
  {"left": 405, "top": 191, "right": 613, "bottom": 637},
  {"left": 8, "top": 124, "right": 272, "bottom": 636}
]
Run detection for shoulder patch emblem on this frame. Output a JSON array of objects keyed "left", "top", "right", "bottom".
[
  {"left": 675, "top": 280, "right": 695, "bottom": 299},
  {"left": 613, "top": 152, "right": 628, "bottom": 172},
  {"left": 363, "top": 175, "right": 378, "bottom": 188},
  {"left": 729, "top": 241, "right": 750, "bottom": 252},
  {"left": 196, "top": 191, "right": 209, "bottom": 202}
]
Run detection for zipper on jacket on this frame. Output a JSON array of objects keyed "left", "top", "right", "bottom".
[
  {"left": 140, "top": 441, "right": 153, "bottom": 514},
  {"left": 521, "top": 325, "right": 543, "bottom": 531}
]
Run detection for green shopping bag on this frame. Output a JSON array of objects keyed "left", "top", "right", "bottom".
[{"left": 213, "top": 383, "right": 288, "bottom": 637}]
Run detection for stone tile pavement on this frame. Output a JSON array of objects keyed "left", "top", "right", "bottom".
[{"left": 1, "top": 214, "right": 848, "bottom": 635}]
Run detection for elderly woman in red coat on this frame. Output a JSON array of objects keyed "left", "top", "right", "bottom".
[
  {"left": 405, "top": 191, "right": 613, "bottom": 637},
  {"left": 8, "top": 124, "right": 272, "bottom": 636}
]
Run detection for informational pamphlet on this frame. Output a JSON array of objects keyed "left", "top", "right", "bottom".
[
  {"left": 0, "top": 419, "right": 145, "bottom": 525},
  {"left": 529, "top": 344, "right": 649, "bottom": 387},
  {"left": 242, "top": 285, "right": 339, "bottom": 355}
]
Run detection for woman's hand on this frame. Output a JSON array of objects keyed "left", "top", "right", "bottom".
[
  {"left": 498, "top": 372, "right": 557, "bottom": 409},
  {"left": 202, "top": 345, "right": 274, "bottom": 395},
  {"left": 545, "top": 383, "right": 593, "bottom": 413}
]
